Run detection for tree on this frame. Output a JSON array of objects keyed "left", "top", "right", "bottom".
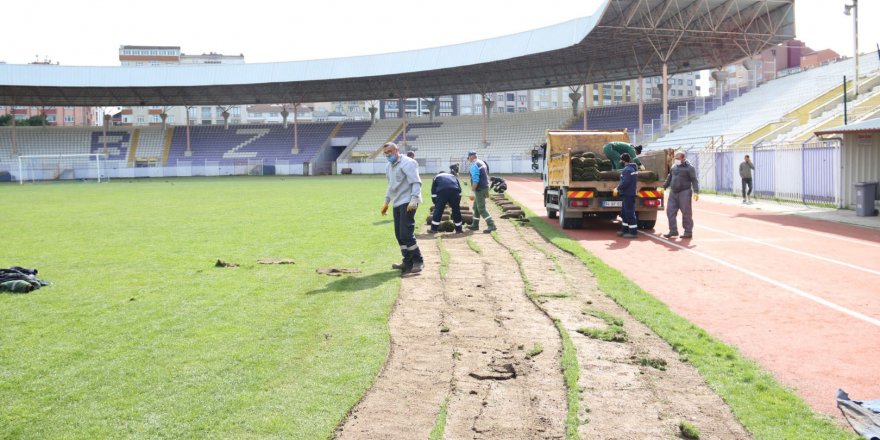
[
  {"left": 17, "top": 115, "right": 48, "bottom": 126},
  {"left": 0, "top": 114, "right": 12, "bottom": 126}
]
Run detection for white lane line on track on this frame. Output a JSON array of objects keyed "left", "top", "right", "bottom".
[
  {"left": 695, "top": 208, "right": 880, "bottom": 249},
  {"left": 639, "top": 231, "right": 880, "bottom": 328},
  {"left": 698, "top": 224, "right": 880, "bottom": 277}
]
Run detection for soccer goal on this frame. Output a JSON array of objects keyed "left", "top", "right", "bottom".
[{"left": 17, "top": 154, "right": 109, "bottom": 184}]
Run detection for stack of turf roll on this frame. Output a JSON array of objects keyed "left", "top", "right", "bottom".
[
  {"left": 570, "top": 152, "right": 601, "bottom": 181},
  {"left": 426, "top": 203, "right": 473, "bottom": 231},
  {"left": 636, "top": 170, "right": 659, "bottom": 182}
]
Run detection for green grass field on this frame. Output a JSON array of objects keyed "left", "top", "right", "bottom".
[{"left": 0, "top": 176, "right": 404, "bottom": 439}]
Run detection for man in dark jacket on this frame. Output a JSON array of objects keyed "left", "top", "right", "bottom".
[
  {"left": 429, "top": 165, "right": 464, "bottom": 233},
  {"left": 660, "top": 151, "right": 699, "bottom": 239},
  {"left": 739, "top": 155, "right": 755, "bottom": 204},
  {"left": 613, "top": 153, "right": 639, "bottom": 238}
]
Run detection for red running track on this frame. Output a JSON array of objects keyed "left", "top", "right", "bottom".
[{"left": 505, "top": 176, "right": 880, "bottom": 419}]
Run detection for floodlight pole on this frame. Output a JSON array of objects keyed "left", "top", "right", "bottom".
[
  {"left": 844, "top": 0, "right": 860, "bottom": 97},
  {"left": 852, "top": 0, "right": 859, "bottom": 97}
]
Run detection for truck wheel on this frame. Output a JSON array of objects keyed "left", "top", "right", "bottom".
[
  {"left": 558, "top": 194, "right": 582, "bottom": 229},
  {"left": 547, "top": 209, "right": 558, "bottom": 219},
  {"left": 637, "top": 220, "right": 656, "bottom": 230}
]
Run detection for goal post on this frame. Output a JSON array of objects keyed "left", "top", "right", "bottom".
[{"left": 17, "top": 154, "right": 109, "bottom": 184}]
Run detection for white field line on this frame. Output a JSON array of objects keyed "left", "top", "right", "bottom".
[
  {"left": 695, "top": 208, "right": 880, "bottom": 249},
  {"left": 639, "top": 232, "right": 880, "bottom": 328},
  {"left": 698, "top": 224, "right": 880, "bottom": 277}
]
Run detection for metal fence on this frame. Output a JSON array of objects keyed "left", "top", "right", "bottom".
[
  {"left": 338, "top": 154, "right": 539, "bottom": 176},
  {"left": 3, "top": 143, "right": 841, "bottom": 208},
  {"left": 684, "top": 139, "right": 840, "bottom": 206}
]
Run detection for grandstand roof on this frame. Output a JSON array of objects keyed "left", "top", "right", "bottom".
[
  {"left": 0, "top": 0, "right": 794, "bottom": 107},
  {"left": 815, "top": 118, "right": 880, "bottom": 136}
]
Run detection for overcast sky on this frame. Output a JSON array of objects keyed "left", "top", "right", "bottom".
[{"left": 3, "top": 0, "right": 877, "bottom": 67}]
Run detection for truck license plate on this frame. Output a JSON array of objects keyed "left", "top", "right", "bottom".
[{"left": 603, "top": 201, "right": 622, "bottom": 208}]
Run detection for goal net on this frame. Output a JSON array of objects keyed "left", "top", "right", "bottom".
[{"left": 17, "top": 154, "right": 109, "bottom": 184}]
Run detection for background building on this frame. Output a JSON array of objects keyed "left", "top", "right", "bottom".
[
  {"left": 117, "top": 45, "right": 247, "bottom": 126},
  {"left": 0, "top": 59, "right": 95, "bottom": 126}
]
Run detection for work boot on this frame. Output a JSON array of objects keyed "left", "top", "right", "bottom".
[
  {"left": 483, "top": 225, "right": 497, "bottom": 234},
  {"left": 622, "top": 232, "right": 638, "bottom": 239},
  {"left": 616, "top": 230, "right": 625, "bottom": 236},
  {"left": 402, "top": 261, "right": 424, "bottom": 275},
  {"left": 663, "top": 232, "right": 679, "bottom": 238},
  {"left": 681, "top": 232, "right": 693, "bottom": 239},
  {"left": 467, "top": 222, "right": 480, "bottom": 231},
  {"left": 742, "top": 199, "right": 747, "bottom": 204},
  {"left": 392, "top": 262, "right": 405, "bottom": 270}
]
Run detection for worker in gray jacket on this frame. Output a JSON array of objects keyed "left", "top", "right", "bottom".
[
  {"left": 381, "top": 142, "right": 424, "bottom": 274},
  {"left": 739, "top": 155, "right": 755, "bottom": 204},
  {"left": 660, "top": 151, "right": 699, "bottom": 239}
]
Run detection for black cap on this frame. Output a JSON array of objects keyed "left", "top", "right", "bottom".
[{"left": 620, "top": 153, "right": 632, "bottom": 163}]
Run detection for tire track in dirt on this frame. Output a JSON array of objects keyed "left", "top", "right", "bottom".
[
  {"left": 335, "top": 240, "right": 452, "bottom": 439},
  {"left": 489, "top": 201, "right": 752, "bottom": 439}
]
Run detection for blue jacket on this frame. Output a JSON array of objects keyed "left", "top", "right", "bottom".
[
  {"left": 617, "top": 163, "right": 638, "bottom": 197},
  {"left": 470, "top": 159, "right": 490, "bottom": 190},
  {"left": 431, "top": 172, "right": 461, "bottom": 199}
]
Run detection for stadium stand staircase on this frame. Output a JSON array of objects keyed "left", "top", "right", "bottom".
[
  {"left": 648, "top": 51, "right": 880, "bottom": 151},
  {"left": 735, "top": 71, "right": 880, "bottom": 147},
  {"left": 346, "top": 119, "right": 402, "bottom": 160}
]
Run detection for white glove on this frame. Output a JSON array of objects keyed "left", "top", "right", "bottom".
[
  {"left": 639, "top": 165, "right": 646, "bottom": 171},
  {"left": 407, "top": 200, "right": 419, "bottom": 212}
]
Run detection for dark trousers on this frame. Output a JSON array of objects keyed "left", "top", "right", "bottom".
[
  {"left": 666, "top": 189, "right": 693, "bottom": 234},
  {"left": 620, "top": 196, "right": 637, "bottom": 234},
  {"left": 431, "top": 190, "right": 463, "bottom": 232},
  {"left": 393, "top": 204, "right": 423, "bottom": 266},
  {"left": 742, "top": 178, "right": 753, "bottom": 199}
]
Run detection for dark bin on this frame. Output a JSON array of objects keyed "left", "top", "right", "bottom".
[{"left": 854, "top": 182, "right": 878, "bottom": 217}]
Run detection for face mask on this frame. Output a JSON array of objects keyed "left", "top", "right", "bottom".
[
  {"left": 674, "top": 159, "right": 682, "bottom": 166},
  {"left": 386, "top": 154, "right": 397, "bottom": 163}
]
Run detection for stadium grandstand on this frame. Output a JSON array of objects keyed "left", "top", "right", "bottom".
[{"left": 7, "top": 0, "right": 871, "bottom": 210}]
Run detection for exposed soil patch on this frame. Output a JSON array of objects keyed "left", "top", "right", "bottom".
[{"left": 337, "top": 200, "right": 751, "bottom": 439}]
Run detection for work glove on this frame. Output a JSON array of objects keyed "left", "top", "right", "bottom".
[
  {"left": 407, "top": 200, "right": 419, "bottom": 212},
  {"left": 612, "top": 188, "right": 619, "bottom": 197},
  {"left": 380, "top": 203, "right": 389, "bottom": 216},
  {"left": 693, "top": 193, "right": 699, "bottom": 202},
  {"left": 469, "top": 194, "right": 475, "bottom": 201},
  {"left": 639, "top": 165, "right": 646, "bottom": 171}
]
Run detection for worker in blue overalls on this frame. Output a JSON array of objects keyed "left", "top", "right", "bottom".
[
  {"left": 613, "top": 153, "right": 639, "bottom": 239},
  {"left": 429, "top": 164, "right": 464, "bottom": 233}
]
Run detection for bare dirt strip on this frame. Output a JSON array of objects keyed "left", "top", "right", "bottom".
[{"left": 336, "top": 200, "right": 748, "bottom": 439}]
